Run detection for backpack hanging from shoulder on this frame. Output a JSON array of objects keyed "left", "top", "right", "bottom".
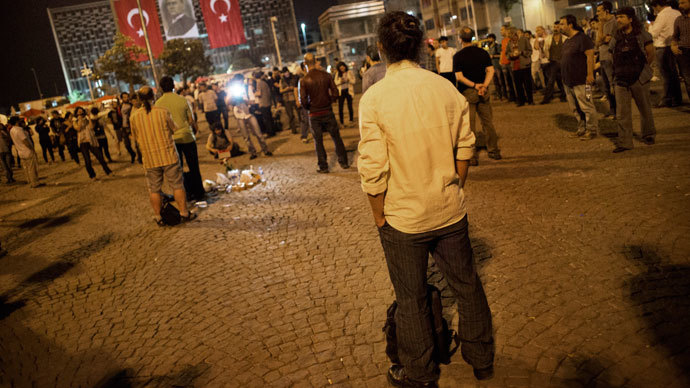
[{"left": 383, "top": 284, "right": 459, "bottom": 365}]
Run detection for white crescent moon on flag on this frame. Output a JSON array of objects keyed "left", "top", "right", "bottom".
[
  {"left": 210, "top": 0, "right": 231, "bottom": 14},
  {"left": 127, "top": 8, "right": 150, "bottom": 29}
]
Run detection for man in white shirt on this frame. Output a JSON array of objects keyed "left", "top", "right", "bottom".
[
  {"left": 531, "top": 27, "right": 547, "bottom": 89},
  {"left": 435, "top": 36, "right": 457, "bottom": 85},
  {"left": 8, "top": 117, "right": 43, "bottom": 188},
  {"left": 358, "top": 12, "right": 493, "bottom": 386},
  {"left": 650, "top": 0, "right": 683, "bottom": 107}
]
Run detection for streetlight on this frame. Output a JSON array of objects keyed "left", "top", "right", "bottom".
[
  {"left": 270, "top": 16, "right": 282, "bottom": 68},
  {"left": 30, "top": 68, "right": 44, "bottom": 100},
  {"left": 300, "top": 23, "right": 307, "bottom": 52}
]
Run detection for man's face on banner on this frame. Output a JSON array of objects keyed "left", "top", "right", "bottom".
[{"left": 166, "top": 0, "right": 185, "bottom": 17}]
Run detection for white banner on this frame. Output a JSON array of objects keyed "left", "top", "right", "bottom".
[{"left": 159, "top": 0, "right": 200, "bottom": 39}]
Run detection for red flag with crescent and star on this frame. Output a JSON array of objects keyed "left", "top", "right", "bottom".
[
  {"left": 200, "top": 0, "right": 246, "bottom": 48},
  {"left": 113, "top": 0, "right": 164, "bottom": 61}
]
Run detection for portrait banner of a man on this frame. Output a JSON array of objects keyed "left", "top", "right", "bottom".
[{"left": 159, "top": 0, "right": 199, "bottom": 39}]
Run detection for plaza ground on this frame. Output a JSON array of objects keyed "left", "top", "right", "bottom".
[{"left": 1, "top": 87, "right": 689, "bottom": 387}]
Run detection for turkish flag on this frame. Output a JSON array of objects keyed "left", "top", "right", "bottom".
[
  {"left": 200, "top": 0, "right": 246, "bottom": 48},
  {"left": 113, "top": 0, "right": 164, "bottom": 61}
]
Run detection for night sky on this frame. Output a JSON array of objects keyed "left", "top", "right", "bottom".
[{"left": 0, "top": 0, "right": 336, "bottom": 112}]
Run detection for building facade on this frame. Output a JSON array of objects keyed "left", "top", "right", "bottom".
[{"left": 48, "top": 0, "right": 301, "bottom": 98}]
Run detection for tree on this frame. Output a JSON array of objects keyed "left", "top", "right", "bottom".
[
  {"left": 95, "top": 33, "right": 147, "bottom": 93},
  {"left": 68, "top": 90, "right": 88, "bottom": 103},
  {"left": 160, "top": 39, "right": 214, "bottom": 84}
]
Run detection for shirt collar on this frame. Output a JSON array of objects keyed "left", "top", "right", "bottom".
[{"left": 386, "top": 60, "right": 420, "bottom": 74}]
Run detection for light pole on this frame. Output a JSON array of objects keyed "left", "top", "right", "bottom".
[
  {"left": 30, "top": 68, "right": 44, "bottom": 100},
  {"left": 300, "top": 23, "right": 307, "bottom": 53},
  {"left": 81, "top": 63, "right": 95, "bottom": 101},
  {"left": 270, "top": 16, "right": 282, "bottom": 68}
]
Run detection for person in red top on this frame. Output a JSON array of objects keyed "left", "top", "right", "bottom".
[{"left": 499, "top": 24, "right": 517, "bottom": 101}]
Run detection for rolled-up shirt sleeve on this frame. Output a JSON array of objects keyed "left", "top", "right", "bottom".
[
  {"left": 357, "top": 98, "right": 389, "bottom": 195},
  {"left": 455, "top": 97, "right": 475, "bottom": 161}
]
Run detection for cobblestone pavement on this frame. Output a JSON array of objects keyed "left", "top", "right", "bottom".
[{"left": 1, "top": 86, "right": 689, "bottom": 388}]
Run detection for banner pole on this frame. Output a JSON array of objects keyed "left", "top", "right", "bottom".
[{"left": 135, "top": 0, "right": 160, "bottom": 92}]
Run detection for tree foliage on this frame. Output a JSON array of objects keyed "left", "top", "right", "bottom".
[
  {"left": 499, "top": 0, "right": 520, "bottom": 14},
  {"left": 160, "top": 39, "right": 214, "bottom": 83},
  {"left": 95, "top": 33, "right": 147, "bottom": 92},
  {"left": 68, "top": 90, "right": 88, "bottom": 103}
]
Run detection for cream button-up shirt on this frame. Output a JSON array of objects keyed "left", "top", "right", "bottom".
[
  {"left": 650, "top": 6, "right": 682, "bottom": 47},
  {"left": 357, "top": 60, "right": 475, "bottom": 234}
]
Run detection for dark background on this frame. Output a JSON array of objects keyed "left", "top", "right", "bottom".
[{"left": 0, "top": 0, "right": 336, "bottom": 113}]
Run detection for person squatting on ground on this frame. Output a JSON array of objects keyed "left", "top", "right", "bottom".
[
  {"left": 357, "top": 12, "right": 494, "bottom": 387},
  {"left": 73, "top": 107, "right": 112, "bottom": 180},
  {"left": 610, "top": 7, "right": 657, "bottom": 153},
  {"left": 454, "top": 26, "right": 502, "bottom": 165},
  {"left": 671, "top": 0, "right": 690, "bottom": 102},
  {"left": 228, "top": 74, "right": 273, "bottom": 160},
  {"left": 334, "top": 62, "right": 356, "bottom": 126},
  {"left": 129, "top": 86, "right": 196, "bottom": 225},
  {"left": 206, "top": 122, "right": 242, "bottom": 159},
  {"left": 8, "top": 116, "right": 42, "bottom": 188},
  {"left": 155, "top": 76, "right": 206, "bottom": 202},
  {"left": 299, "top": 53, "right": 349, "bottom": 174},
  {"left": 560, "top": 14, "right": 599, "bottom": 140}
]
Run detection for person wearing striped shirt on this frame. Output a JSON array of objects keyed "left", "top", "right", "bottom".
[{"left": 130, "top": 86, "right": 196, "bottom": 224}]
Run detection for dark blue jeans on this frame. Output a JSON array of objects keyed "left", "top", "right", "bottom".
[
  {"left": 378, "top": 216, "right": 494, "bottom": 382},
  {"left": 309, "top": 113, "right": 347, "bottom": 170},
  {"left": 176, "top": 141, "right": 205, "bottom": 200}
]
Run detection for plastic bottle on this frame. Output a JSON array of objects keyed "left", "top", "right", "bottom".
[
  {"left": 585, "top": 84, "right": 592, "bottom": 101},
  {"left": 258, "top": 167, "right": 264, "bottom": 183}
]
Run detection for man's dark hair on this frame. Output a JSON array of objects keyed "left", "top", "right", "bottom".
[
  {"left": 138, "top": 86, "right": 155, "bottom": 113},
  {"left": 598, "top": 1, "right": 613, "bottom": 13},
  {"left": 272, "top": 66, "right": 279, "bottom": 72},
  {"left": 120, "top": 92, "right": 129, "bottom": 98},
  {"left": 650, "top": 0, "right": 667, "bottom": 7},
  {"left": 561, "top": 14, "right": 583, "bottom": 32},
  {"left": 160, "top": 76, "right": 175, "bottom": 92},
  {"left": 51, "top": 110, "right": 58, "bottom": 115},
  {"left": 460, "top": 27, "right": 474, "bottom": 43},
  {"left": 438, "top": 35, "right": 448, "bottom": 42},
  {"left": 90, "top": 107, "right": 99, "bottom": 115},
  {"left": 616, "top": 6, "right": 643, "bottom": 33},
  {"left": 502, "top": 23, "right": 511, "bottom": 28},
  {"left": 487, "top": 33, "right": 497, "bottom": 40},
  {"left": 366, "top": 44, "right": 381, "bottom": 61},
  {"left": 377, "top": 11, "right": 423, "bottom": 63},
  {"left": 281, "top": 66, "right": 289, "bottom": 72},
  {"left": 8, "top": 116, "right": 20, "bottom": 126},
  {"left": 427, "top": 43, "right": 434, "bottom": 50}
]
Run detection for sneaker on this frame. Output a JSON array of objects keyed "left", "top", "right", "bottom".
[
  {"left": 641, "top": 136, "right": 655, "bottom": 145},
  {"left": 339, "top": 163, "right": 350, "bottom": 169},
  {"left": 569, "top": 130, "right": 586, "bottom": 138},
  {"left": 579, "top": 132, "right": 597, "bottom": 140},
  {"left": 249, "top": 154, "right": 258, "bottom": 160},
  {"left": 613, "top": 146, "right": 631, "bottom": 153},
  {"left": 301, "top": 138, "right": 309, "bottom": 143},
  {"left": 264, "top": 151, "right": 273, "bottom": 156},
  {"left": 316, "top": 168, "right": 329, "bottom": 174}
]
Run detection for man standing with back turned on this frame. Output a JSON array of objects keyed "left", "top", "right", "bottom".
[
  {"left": 358, "top": 12, "right": 494, "bottom": 387},
  {"left": 299, "top": 53, "right": 349, "bottom": 174}
]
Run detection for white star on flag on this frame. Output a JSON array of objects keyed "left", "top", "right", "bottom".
[
  {"left": 137, "top": 28, "right": 144, "bottom": 37},
  {"left": 219, "top": 14, "right": 228, "bottom": 23}
]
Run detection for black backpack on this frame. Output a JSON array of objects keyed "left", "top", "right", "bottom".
[
  {"left": 159, "top": 195, "right": 181, "bottom": 226},
  {"left": 383, "top": 284, "right": 459, "bottom": 365}
]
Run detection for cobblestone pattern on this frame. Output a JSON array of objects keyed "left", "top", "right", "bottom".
[{"left": 0, "top": 88, "right": 689, "bottom": 387}]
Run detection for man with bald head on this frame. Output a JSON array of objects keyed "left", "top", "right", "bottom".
[{"left": 298, "top": 53, "right": 349, "bottom": 173}]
